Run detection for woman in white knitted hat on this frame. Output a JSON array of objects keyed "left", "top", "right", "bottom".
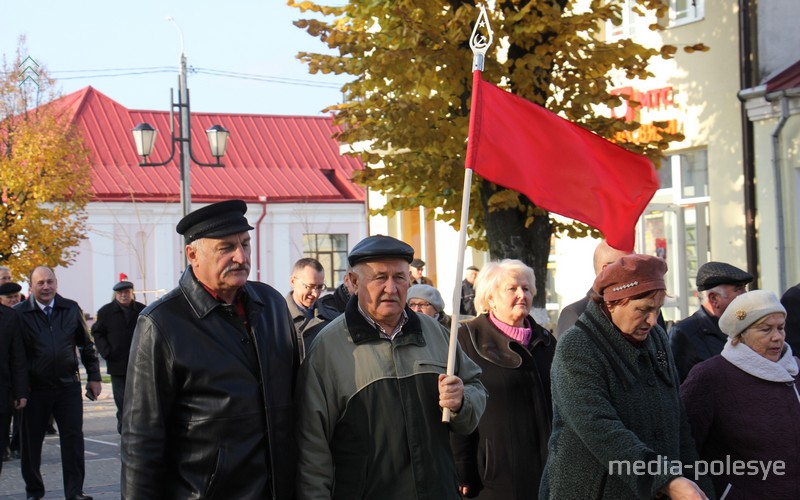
[{"left": 681, "top": 289, "right": 800, "bottom": 499}]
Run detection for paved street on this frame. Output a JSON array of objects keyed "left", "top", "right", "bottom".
[{"left": 0, "top": 381, "right": 121, "bottom": 499}]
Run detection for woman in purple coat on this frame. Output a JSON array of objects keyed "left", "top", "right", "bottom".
[{"left": 681, "top": 290, "right": 800, "bottom": 499}]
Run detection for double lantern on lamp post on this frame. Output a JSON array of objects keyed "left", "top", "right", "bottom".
[{"left": 130, "top": 18, "right": 229, "bottom": 219}]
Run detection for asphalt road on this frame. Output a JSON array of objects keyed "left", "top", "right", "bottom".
[{"left": 0, "top": 381, "right": 121, "bottom": 499}]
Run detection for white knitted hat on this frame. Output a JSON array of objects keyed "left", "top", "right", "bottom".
[{"left": 718, "top": 290, "right": 786, "bottom": 338}]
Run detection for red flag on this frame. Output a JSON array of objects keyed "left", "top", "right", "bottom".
[{"left": 465, "top": 71, "right": 659, "bottom": 251}]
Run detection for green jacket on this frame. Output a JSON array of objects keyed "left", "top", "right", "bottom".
[
  {"left": 295, "top": 301, "right": 487, "bottom": 500},
  {"left": 540, "top": 300, "right": 713, "bottom": 499}
]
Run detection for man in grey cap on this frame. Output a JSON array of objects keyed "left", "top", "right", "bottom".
[
  {"left": 121, "top": 200, "right": 301, "bottom": 500},
  {"left": 90, "top": 277, "right": 145, "bottom": 433},
  {"left": 295, "top": 234, "right": 487, "bottom": 500},
  {"left": 669, "top": 261, "right": 753, "bottom": 382}
]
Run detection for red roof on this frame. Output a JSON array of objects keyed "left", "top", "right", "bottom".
[
  {"left": 55, "top": 86, "right": 364, "bottom": 203},
  {"left": 765, "top": 59, "right": 800, "bottom": 93}
]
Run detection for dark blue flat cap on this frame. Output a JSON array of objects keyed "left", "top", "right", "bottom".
[
  {"left": 696, "top": 261, "right": 753, "bottom": 291},
  {"left": 176, "top": 200, "right": 254, "bottom": 244},
  {"left": 0, "top": 282, "right": 21, "bottom": 295},
  {"left": 348, "top": 235, "right": 414, "bottom": 267},
  {"left": 113, "top": 281, "right": 134, "bottom": 292}
]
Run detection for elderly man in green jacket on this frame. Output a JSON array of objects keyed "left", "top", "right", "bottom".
[{"left": 295, "top": 235, "right": 487, "bottom": 500}]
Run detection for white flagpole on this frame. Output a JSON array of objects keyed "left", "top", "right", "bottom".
[{"left": 443, "top": 5, "right": 493, "bottom": 423}]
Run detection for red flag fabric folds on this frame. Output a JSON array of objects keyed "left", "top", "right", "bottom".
[{"left": 465, "top": 71, "right": 659, "bottom": 252}]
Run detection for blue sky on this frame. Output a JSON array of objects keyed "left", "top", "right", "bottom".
[{"left": 1, "top": 1, "right": 349, "bottom": 116}]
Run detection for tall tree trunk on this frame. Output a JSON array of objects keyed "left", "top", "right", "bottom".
[{"left": 479, "top": 179, "right": 552, "bottom": 309}]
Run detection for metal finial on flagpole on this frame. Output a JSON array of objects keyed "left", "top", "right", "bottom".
[{"left": 470, "top": 5, "right": 494, "bottom": 72}]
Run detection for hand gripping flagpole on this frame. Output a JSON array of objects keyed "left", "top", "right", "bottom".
[{"left": 443, "top": 5, "right": 493, "bottom": 423}]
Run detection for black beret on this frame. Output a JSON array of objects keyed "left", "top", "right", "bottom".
[
  {"left": 696, "top": 261, "right": 753, "bottom": 291},
  {"left": 410, "top": 259, "right": 426, "bottom": 268},
  {"left": 176, "top": 200, "right": 254, "bottom": 244},
  {"left": 113, "top": 281, "right": 134, "bottom": 292},
  {"left": 0, "top": 282, "right": 21, "bottom": 295},
  {"left": 348, "top": 235, "right": 414, "bottom": 267}
]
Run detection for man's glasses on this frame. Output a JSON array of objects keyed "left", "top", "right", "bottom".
[{"left": 299, "top": 280, "right": 327, "bottom": 293}]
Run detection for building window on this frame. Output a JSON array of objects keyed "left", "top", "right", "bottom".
[
  {"left": 303, "top": 233, "right": 349, "bottom": 288},
  {"left": 677, "top": 149, "right": 708, "bottom": 200},
  {"left": 659, "top": 149, "right": 708, "bottom": 202},
  {"left": 658, "top": 157, "right": 674, "bottom": 190},
  {"left": 606, "top": 0, "right": 638, "bottom": 41},
  {"left": 669, "top": 0, "right": 704, "bottom": 27}
]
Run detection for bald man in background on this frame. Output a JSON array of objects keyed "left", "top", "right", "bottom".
[{"left": 556, "top": 241, "right": 630, "bottom": 337}]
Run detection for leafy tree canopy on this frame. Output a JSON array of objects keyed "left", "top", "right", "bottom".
[
  {"left": 1, "top": 37, "right": 92, "bottom": 280},
  {"left": 289, "top": 0, "right": 687, "bottom": 307}
]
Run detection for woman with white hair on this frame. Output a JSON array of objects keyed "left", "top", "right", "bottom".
[
  {"left": 681, "top": 290, "right": 800, "bottom": 498},
  {"left": 450, "top": 259, "right": 555, "bottom": 499}
]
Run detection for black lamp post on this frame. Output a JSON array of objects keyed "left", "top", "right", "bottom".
[{"left": 131, "top": 33, "right": 229, "bottom": 219}]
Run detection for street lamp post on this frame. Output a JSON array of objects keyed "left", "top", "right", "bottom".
[{"left": 130, "top": 20, "right": 229, "bottom": 219}]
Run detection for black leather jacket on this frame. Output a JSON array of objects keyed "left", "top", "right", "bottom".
[
  {"left": 121, "top": 268, "right": 300, "bottom": 500},
  {"left": 14, "top": 294, "right": 100, "bottom": 389}
]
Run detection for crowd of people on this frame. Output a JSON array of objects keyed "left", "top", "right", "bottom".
[{"left": 1, "top": 199, "right": 798, "bottom": 499}]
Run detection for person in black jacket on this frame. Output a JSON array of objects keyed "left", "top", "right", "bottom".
[
  {"left": 669, "top": 261, "right": 752, "bottom": 382},
  {"left": 121, "top": 200, "right": 301, "bottom": 500},
  {"left": 0, "top": 302, "right": 27, "bottom": 477},
  {"left": 15, "top": 266, "right": 101, "bottom": 500},
  {"left": 451, "top": 260, "right": 555, "bottom": 500},
  {"left": 91, "top": 279, "right": 145, "bottom": 433},
  {"left": 459, "top": 266, "right": 479, "bottom": 317},
  {"left": 316, "top": 268, "right": 354, "bottom": 314},
  {"left": 0, "top": 280, "right": 25, "bottom": 462},
  {"left": 780, "top": 282, "right": 800, "bottom": 353}
]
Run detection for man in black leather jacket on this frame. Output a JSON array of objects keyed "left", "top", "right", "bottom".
[
  {"left": 121, "top": 200, "right": 301, "bottom": 500},
  {"left": 15, "top": 266, "right": 101, "bottom": 500}
]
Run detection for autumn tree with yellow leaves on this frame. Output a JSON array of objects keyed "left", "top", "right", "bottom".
[
  {"left": 0, "top": 39, "right": 92, "bottom": 280},
  {"left": 289, "top": 0, "right": 689, "bottom": 308}
]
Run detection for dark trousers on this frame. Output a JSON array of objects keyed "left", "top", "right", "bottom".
[
  {"left": 0, "top": 411, "right": 10, "bottom": 477},
  {"left": 21, "top": 382, "right": 85, "bottom": 498},
  {"left": 110, "top": 375, "right": 126, "bottom": 434}
]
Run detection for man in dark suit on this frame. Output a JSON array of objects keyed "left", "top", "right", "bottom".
[
  {"left": 15, "top": 266, "right": 101, "bottom": 500},
  {"left": 91, "top": 278, "right": 146, "bottom": 433}
]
